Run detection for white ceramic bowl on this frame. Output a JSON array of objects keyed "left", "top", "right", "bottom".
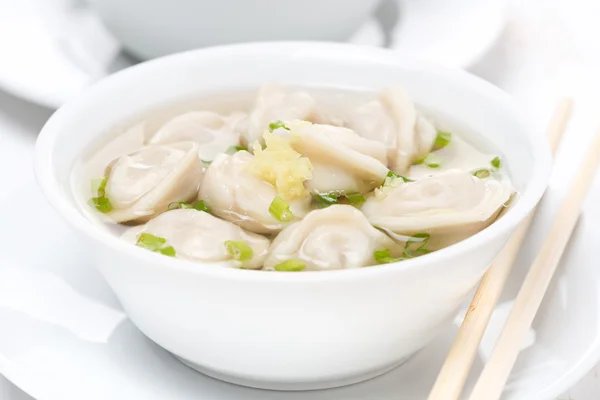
[
  {"left": 34, "top": 42, "right": 551, "bottom": 391},
  {"left": 86, "top": 0, "right": 382, "bottom": 60}
]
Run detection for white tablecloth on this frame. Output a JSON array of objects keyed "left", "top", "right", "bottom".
[{"left": 1, "top": 0, "right": 600, "bottom": 398}]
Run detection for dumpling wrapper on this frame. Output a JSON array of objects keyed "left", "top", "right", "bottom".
[
  {"left": 380, "top": 85, "right": 437, "bottom": 173},
  {"left": 362, "top": 169, "right": 513, "bottom": 248},
  {"left": 280, "top": 122, "right": 389, "bottom": 194},
  {"left": 199, "top": 151, "right": 311, "bottom": 234},
  {"left": 122, "top": 209, "right": 270, "bottom": 269},
  {"left": 243, "top": 84, "right": 315, "bottom": 148},
  {"left": 104, "top": 141, "right": 203, "bottom": 223},
  {"left": 264, "top": 205, "right": 399, "bottom": 271},
  {"left": 347, "top": 100, "right": 397, "bottom": 153},
  {"left": 148, "top": 111, "right": 246, "bottom": 161}
]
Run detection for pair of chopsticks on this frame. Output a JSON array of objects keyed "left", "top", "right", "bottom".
[{"left": 428, "top": 98, "right": 600, "bottom": 400}]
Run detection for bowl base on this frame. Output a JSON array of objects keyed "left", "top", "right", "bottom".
[{"left": 174, "top": 355, "right": 411, "bottom": 391}]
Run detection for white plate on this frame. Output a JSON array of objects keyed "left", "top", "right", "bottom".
[
  {"left": 0, "top": 175, "right": 598, "bottom": 399},
  {"left": 0, "top": 0, "right": 507, "bottom": 109}
]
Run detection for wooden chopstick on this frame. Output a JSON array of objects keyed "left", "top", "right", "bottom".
[
  {"left": 469, "top": 124, "right": 600, "bottom": 400},
  {"left": 427, "top": 98, "right": 573, "bottom": 400}
]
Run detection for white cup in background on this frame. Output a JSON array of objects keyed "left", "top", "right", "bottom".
[{"left": 87, "top": 0, "right": 383, "bottom": 59}]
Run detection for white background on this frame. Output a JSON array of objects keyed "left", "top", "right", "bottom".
[{"left": 1, "top": 0, "right": 600, "bottom": 398}]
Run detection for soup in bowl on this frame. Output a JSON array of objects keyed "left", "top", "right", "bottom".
[{"left": 34, "top": 42, "right": 550, "bottom": 390}]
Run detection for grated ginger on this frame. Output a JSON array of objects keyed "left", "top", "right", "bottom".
[{"left": 245, "top": 130, "right": 313, "bottom": 201}]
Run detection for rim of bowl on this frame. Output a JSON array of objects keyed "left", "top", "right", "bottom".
[{"left": 34, "top": 41, "right": 552, "bottom": 283}]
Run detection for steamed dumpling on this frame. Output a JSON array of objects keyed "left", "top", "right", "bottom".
[
  {"left": 380, "top": 85, "right": 437, "bottom": 173},
  {"left": 199, "top": 151, "right": 311, "bottom": 234},
  {"left": 149, "top": 111, "right": 246, "bottom": 161},
  {"left": 347, "top": 100, "right": 396, "bottom": 152},
  {"left": 264, "top": 205, "right": 398, "bottom": 271},
  {"left": 281, "top": 121, "right": 389, "bottom": 194},
  {"left": 104, "top": 141, "right": 203, "bottom": 223},
  {"left": 243, "top": 84, "right": 315, "bottom": 148},
  {"left": 122, "top": 209, "right": 270, "bottom": 269},
  {"left": 362, "top": 170, "right": 513, "bottom": 248}
]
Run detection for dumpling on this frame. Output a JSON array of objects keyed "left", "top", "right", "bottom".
[
  {"left": 380, "top": 85, "right": 437, "bottom": 173},
  {"left": 148, "top": 111, "right": 246, "bottom": 161},
  {"left": 346, "top": 100, "right": 397, "bottom": 151},
  {"left": 281, "top": 121, "right": 389, "bottom": 194},
  {"left": 198, "top": 151, "right": 311, "bottom": 234},
  {"left": 104, "top": 141, "right": 203, "bottom": 223},
  {"left": 362, "top": 169, "right": 513, "bottom": 248},
  {"left": 122, "top": 209, "right": 270, "bottom": 269},
  {"left": 243, "top": 84, "right": 315, "bottom": 148},
  {"left": 264, "top": 205, "right": 398, "bottom": 271}
]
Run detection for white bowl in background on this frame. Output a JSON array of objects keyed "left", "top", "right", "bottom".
[
  {"left": 86, "top": 0, "right": 383, "bottom": 59},
  {"left": 34, "top": 42, "right": 551, "bottom": 391}
]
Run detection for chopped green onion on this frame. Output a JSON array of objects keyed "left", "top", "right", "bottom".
[
  {"left": 374, "top": 233, "right": 431, "bottom": 264},
  {"left": 224, "top": 240, "right": 253, "bottom": 262},
  {"left": 472, "top": 169, "right": 491, "bottom": 179},
  {"left": 274, "top": 259, "right": 306, "bottom": 272},
  {"left": 345, "top": 192, "right": 365, "bottom": 205},
  {"left": 373, "top": 249, "right": 405, "bottom": 264},
  {"left": 386, "top": 170, "right": 413, "bottom": 182},
  {"left": 434, "top": 130, "right": 452, "bottom": 149},
  {"left": 269, "top": 120, "right": 290, "bottom": 132},
  {"left": 89, "top": 177, "right": 112, "bottom": 213},
  {"left": 415, "top": 153, "right": 442, "bottom": 168},
  {"left": 269, "top": 196, "right": 294, "bottom": 222},
  {"left": 136, "top": 233, "right": 166, "bottom": 250},
  {"left": 91, "top": 177, "right": 108, "bottom": 197},
  {"left": 192, "top": 200, "right": 209, "bottom": 212},
  {"left": 136, "top": 233, "right": 176, "bottom": 257},
  {"left": 88, "top": 196, "right": 113, "bottom": 214},
  {"left": 491, "top": 156, "right": 501, "bottom": 169},
  {"left": 382, "top": 171, "right": 414, "bottom": 188},
  {"left": 404, "top": 233, "right": 431, "bottom": 257},
  {"left": 159, "top": 246, "right": 176, "bottom": 257},
  {"left": 226, "top": 146, "right": 248, "bottom": 154},
  {"left": 313, "top": 192, "right": 340, "bottom": 208},
  {"left": 168, "top": 200, "right": 210, "bottom": 212}
]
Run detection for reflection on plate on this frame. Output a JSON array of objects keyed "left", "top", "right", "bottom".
[
  {"left": 0, "top": 180, "right": 598, "bottom": 400},
  {"left": 0, "top": 0, "right": 507, "bottom": 109}
]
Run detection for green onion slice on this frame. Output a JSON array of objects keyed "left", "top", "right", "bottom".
[
  {"left": 313, "top": 192, "right": 340, "bottom": 208},
  {"left": 268, "top": 120, "right": 290, "bottom": 132},
  {"left": 226, "top": 146, "right": 248, "bottom": 154},
  {"left": 136, "top": 233, "right": 176, "bottom": 257},
  {"left": 88, "top": 196, "right": 113, "bottom": 214},
  {"left": 491, "top": 156, "right": 501, "bottom": 169},
  {"left": 472, "top": 169, "right": 491, "bottom": 179},
  {"left": 374, "top": 232, "right": 431, "bottom": 264},
  {"left": 274, "top": 259, "right": 306, "bottom": 272},
  {"left": 269, "top": 196, "right": 294, "bottom": 222},
  {"left": 382, "top": 171, "right": 414, "bottom": 187},
  {"left": 224, "top": 240, "right": 253, "bottom": 261},
  {"left": 91, "top": 177, "right": 108, "bottom": 197},
  {"left": 434, "top": 130, "right": 452, "bottom": 149},
  {"left": 373, "top": 249, "right": 405, "bottom": 264},
  {"left": 89, "top": 177, "right": 113, "bottom": 213},
  {"left": 404, "top": 233, "right": 431, "bottom": 258},
  {"left": 415, "top": 153, "right": 442, "bottom": 168},
  {"left": 345, "top": 192, "right": 365, "bottom": 205}
]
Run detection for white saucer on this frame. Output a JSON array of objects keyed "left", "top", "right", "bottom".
[
  {"left": 0, "top": 176, "right": 598, "bottom": 400},
  {"left": 0, "top": 0, "right": 507, "bottom": 109}
]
